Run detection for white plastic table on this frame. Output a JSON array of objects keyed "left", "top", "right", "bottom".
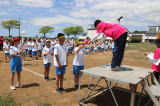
[{"left": 78, "top": 65, "right": 153, "bottom": 106}]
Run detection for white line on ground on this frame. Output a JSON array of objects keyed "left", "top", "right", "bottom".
[{"left": 23, "top": 67, "right": 44, "bottom": 77}]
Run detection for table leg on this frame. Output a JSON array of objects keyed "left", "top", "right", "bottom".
[{"left": 129, "top": 84, "right": 138, "bottom": 106}]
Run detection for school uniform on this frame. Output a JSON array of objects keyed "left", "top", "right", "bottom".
[
  {"left": 3, "top": 42, "right": 10, "bottom": 56},
  {"left": 42, "top": 46, "right": 53, "bottom": 67},
  {"left": 27, "top": 41, "right": 32, "bottom": 55},
  {"left": 54, "top": 43, "right": 68, "bottom": 75},
  {"left": 9, "top": 46, "right": 22, "bottom": 72},
  {"left": 32, "top": 42, "right": 38, "bottom": 56},
  {"left": 38, "top": 42, "right": 43, "bottom": 53},
  {"left": 73, "top": 47, "right": 87, "bottom": 75}
]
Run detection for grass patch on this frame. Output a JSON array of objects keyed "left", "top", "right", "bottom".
[
  {"left": 128, "top": 43, "right": 156, "bottom": 52},
  {"left": 37, "top": 102, "right": 52, "bottom": 106},
  {"left": 0, "top": 94, "right": 19, "bottom": 106}
]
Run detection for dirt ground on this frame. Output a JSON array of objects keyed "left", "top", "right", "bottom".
[{"left": 0, "top": 50, "right": 154, "bottom": 106}]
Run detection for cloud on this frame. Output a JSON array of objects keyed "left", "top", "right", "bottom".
[
  {"left": 0, "top": 1, "right": 10, "bottom": 5},
  {"left": 30, "top": 15, "right": 91, "bottom": 26},
  {"left": 16, "top": 0, "right": 54, "bottom": 8}
]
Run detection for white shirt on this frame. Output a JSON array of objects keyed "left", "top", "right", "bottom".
[
  {"left": 38, "top": 42, "right": 43, "bottom": 50},
  {"left": 54, "top": 43, "right": 68, "bottom": 66},
  {"left": 32, "top": 42, "right": 38, "bottom": 51},
  {"left": 27, "top": 41, "right": 32, "bottom": 50},
  {"left": 9, "top": 46, "right": 21, "bottom": 56},
  {"left": 73, "top": 47, "right": 87, "bottom": 66},
  {"left": 42, "top": 46, "right": 53, "bottom": 64},
  {"left": 3, "top": 43, "right": 10, "bottom": 53}
]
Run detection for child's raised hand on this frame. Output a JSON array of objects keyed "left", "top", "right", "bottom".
[{"left": 144, "top": 53, "right": 148, "bottom": 56}]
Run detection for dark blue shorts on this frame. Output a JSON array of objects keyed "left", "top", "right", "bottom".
[
  {"left": 44, "top": 63, "right": 51, "bottom": 68},
  {"left": 56, "top": 65, "right": 66, "bottom": 75},
  {"left": 38, "top": 50, "right": 42, "bottom": 53},
  {"left": 73, "top": 65, "right": 84, "bottom": 75},
  {"left": 32, "top": 51, "right": 37, "bottom": 55},
  {"left": 25, "top": 49, "right": 28, "bottom": 53},
  {"left": 4, "top": 53, "right": 9, "bottom": 56},
  {"left": 28, "top": 50, "right": 32, "bottom": 55}
]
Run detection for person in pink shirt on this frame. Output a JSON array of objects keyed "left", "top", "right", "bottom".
[
  {"left": 90, "top": 20, "right": 128, "bottom": 71},
  {"left": 151, "top": 39, "right": 160, "bottom": 82}
]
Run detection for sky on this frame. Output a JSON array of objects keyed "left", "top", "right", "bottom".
[{"left": 0, "top": 0, "right": 160, "bottom": 38}]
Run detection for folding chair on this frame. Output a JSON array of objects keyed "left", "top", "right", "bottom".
[{"left": 140, "top": 73, "right": 160, "bottom": 106}]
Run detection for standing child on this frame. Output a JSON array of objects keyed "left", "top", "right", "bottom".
[
  {"left": 3, "top": 39, "right": 10, "bottom": 63},
  {"left": 54, "top": 33, "right": 68, "bottom": 93},
  {"left": 73, "top": 39, "right": 88, "bottom": 89},
  {"left": 27, "top": 39, "right": 33, "bottom": 58},
  {"left": 32, "top": 39, "right": 38, "bottom": 59},
  {"left": 42, "top": 40, "right": 53, "bottom": 81},
  {"left": 38, "top": 39, "right": 43, "bottom": 57},
  {"left": 90, "top": 19, "right": 128, "bottom": 71},
  {"left": 9, "top": 37, "right": 24, "bottom": 90}
]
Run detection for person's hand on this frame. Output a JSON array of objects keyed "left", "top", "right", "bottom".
[
  {"left": 58, "top": 64, "right": 62, "bottom": 69},
  {"left": 144, "top": 53, "right": 148, "bottom": 56}
]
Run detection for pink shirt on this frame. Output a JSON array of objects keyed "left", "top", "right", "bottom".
[
  {"left": 96, "top": 22, "right": 128, "bottom": 40},
  {"left": 152, "top": 48, "right": 160, "bottom": 72}
]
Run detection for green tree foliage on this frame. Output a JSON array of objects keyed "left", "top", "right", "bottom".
[
  {"left": 130, "top": 36, "right": 142, "bottom": 43},
  {"left": 39, "top": 26, "right": 54, "bottom": 38},
  {"left": 1, "top": 20, "right": 20, "bottom": 37},
  {"left": 63, "top": 26, "right": 83, "bottom": 39}
]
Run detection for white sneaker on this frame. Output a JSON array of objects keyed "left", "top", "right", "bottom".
[
  {"left": 10, "top": 85, "right": 16, "bottom": 90},
  {"left": 16, "top": 84, "right": 23, "bottom": 88}
]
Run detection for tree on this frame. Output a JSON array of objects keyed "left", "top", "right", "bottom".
[
  {"left": 39, "top": 26, "right": 54, "bottom": 38},
  {"left": 71, "top": 26, "right": 83, "bottom": 38},
  {"left": 1, "top": 20, "right": 20, "bottom": 37},
  {"left": 63, "top": 27, "right": 72, "bottom": 39}
]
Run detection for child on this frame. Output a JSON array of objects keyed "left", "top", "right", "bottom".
[
  {"left": 27, "top": 39, "right": 33, "bottom": 58},
  {"left": 9, "top": 37, "right": 24, "bottom": 90},
  {"left": 32, "top": 39, "right": 38, "bottom": 59},
  {"left": 54, "top": 33, "right": 68, "bottom": 93},
  {"left": 3, "top": 39, "right": 10, "bottom": 63},
  {"left": 90, "top": 19, "right": 128, "bottom": 71},
  {"left": 146, "top": 39, "right": 160, "bottom": 82},
  {"left": 38, "top": 39, "right": 43, "bottom": 57},
  {"left": 42, "top": 40, "right": 53, "bottom": 81},
  {"left": 73, "top": 39, "right": 88, "bottom": 89}
]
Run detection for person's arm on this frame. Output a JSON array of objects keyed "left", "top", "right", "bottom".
[
  {"left": 55, "top": 55, "right": 61, "bottom": 68},
  {"left": 75, "top": 46, "right": 85, "bottom": 54},
  {"left": 90, "top": 33, "right": 100, "bottom": 43}
]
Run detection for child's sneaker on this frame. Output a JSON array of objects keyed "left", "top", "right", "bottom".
[
  {"left": 75, "top": 85, "right": 78, "bottom": 90},
  {"left": 56, "top": 88, "right": 62, "bottom": 93},
  {"left": 10, "top": 85, "right": 16, "bottom": 90},
  {"left": 16, "top": 84, "right": 23, "bottom": 88},
  {"left": 59, "top": 88, "right": 65, "bottom": 93}
]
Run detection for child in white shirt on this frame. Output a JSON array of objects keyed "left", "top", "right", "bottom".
[
  {"left": 3, "top": 39, "right": 10, "bottom": 63},
  {"left": 73, "top": 39, "right": 89, "bottom": 89},
  {"left": 54, "top": 33, "right": 68, "bottom": 93},
  {"left": 42, "top": 40, "right": 53, "bottom": 81}
]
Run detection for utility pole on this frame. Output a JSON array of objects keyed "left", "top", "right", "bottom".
[{"left": 19, "top": 18, "right": 21, "bottom": 38}]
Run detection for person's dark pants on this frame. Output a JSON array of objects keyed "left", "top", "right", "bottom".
[
  {"left": 153, "top": 71, "right": 160, "bottom": 82},
  {"left": 111, "top": 32, "right": 128, "bottom": 68},
  {"left": 0, "top": 44, "right": 3, "bottom": 51}
]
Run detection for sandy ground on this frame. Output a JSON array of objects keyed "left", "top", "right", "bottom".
[{"left": 0, "top": 50, "right": 154, "bottom": 106}]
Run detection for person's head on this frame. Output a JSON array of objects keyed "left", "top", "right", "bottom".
[
  {"left": 57, "top": 33, "right": 65, "bottom": 45},
  {"left": 46, "top": 40, "right": 51, "bottom": 47},
  {"left": 76, "top": 39, "right": 85, "bottom": 47},
  {"left": 33, "top": 39, "right": 36, "bottom": 43},
  {"left": 28, "top": 38, "right": 32, "bottom": 42},
  {"left": 156, "top": 39, "right": 160, "bottom": 48},
  {"left": 38, "top": 39, "right": 41, "bottom": 43},
  {"left": 12, "top": 37, "right": 20, "bottom": 46},
  {"left": 4, "top": 39, "right": 8, "bottom": 43},
  {"left": 94, "top": 19, "right": 102, "bottom": 29}
]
